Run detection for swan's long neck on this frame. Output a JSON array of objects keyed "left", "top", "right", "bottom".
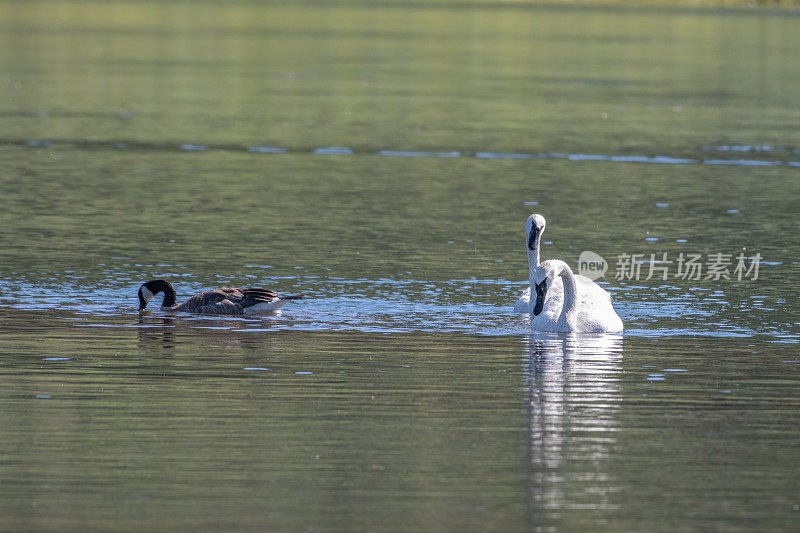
[
  {"left": 527, "top": 230, "right": 542, "bottom": 314},
  {"left": 527, "top": 253, "right": 539, "bottom": 315},
  {"left": 527, "top": 241, "right": 540, "bottom": 271},
  {"left": 557, "top": 264, "right": 578, "bottom": 330}
]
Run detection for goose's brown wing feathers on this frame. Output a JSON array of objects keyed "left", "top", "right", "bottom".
[
  {"left": 192, "top": 298, "right": 244, "bottom": 315},
  {"left": 171, "top": 287, "right": 297, "bottom": 314},
  {"left": 240, "top": 288, "right": 279, "bottom": 300},
  {"left": 173, "top": 288, "right": 240, "bottom": 313},
  {"left": 239, "top": 288, "right": 280, "bottom": 308}
]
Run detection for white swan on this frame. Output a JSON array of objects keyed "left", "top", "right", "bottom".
[
  {"left": 514, "top": 214, "right": 553, "bottom": 313},
  {"left": 514, "top": 213, "right": 606, "bottom": 314},
  {"left": 531, "top": 260, "right": 623, "bottom": 333}
]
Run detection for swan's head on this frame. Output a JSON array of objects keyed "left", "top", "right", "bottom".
[
  {"left": 526, "top": 214, "right": 546, "bottom": 251},
  {"left": 532, "top": 259, "right": 566, "bottom": 316}
]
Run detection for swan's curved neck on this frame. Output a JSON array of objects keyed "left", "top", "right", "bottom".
[
  {"left": 527, "top": 233, "right": 542, "bottom": 315},
  {"left": 525, "top": 231, "right": 542, "bottom": 304},
  {"left": 527, "top": 253, "right": 539, "bottom": 315},
  {"left": 557, "top": 264, "right": 578, "bottom": 330}
]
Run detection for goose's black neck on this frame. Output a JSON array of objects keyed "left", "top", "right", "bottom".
[{"left": 144, "top": 279, "right": 177, "bottom": 308}]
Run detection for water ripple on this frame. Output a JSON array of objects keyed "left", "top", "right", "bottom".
[
  {"left": 9, "top": 138, "right": 798, "bottom": 168},
  {"left": 0, "top": 273, "right": 795, "bottom": 340}
]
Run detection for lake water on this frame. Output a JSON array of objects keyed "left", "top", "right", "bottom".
[{"left": 1, "top": 1, "right": 798, "bottom": 531}]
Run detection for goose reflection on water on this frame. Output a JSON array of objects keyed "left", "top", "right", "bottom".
[
  {"left": 136, "top": 316, "right": 177, "bottom": 352},
  {"left": 523, "top": 332, "right": 623, "bottom": 523},
  {"left": 135, "top": 315, "right": 277, "bottom": 353}
]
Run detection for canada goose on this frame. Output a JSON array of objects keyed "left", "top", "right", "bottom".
[
  {"left": 513, "top": 213, "right": 608, "bottom": 315},
  {"left": 531, "top": 260, "right": 622, "bottom": 332},
  {"left": 137, "top": 279, "right": 303, "bottom": 315}
]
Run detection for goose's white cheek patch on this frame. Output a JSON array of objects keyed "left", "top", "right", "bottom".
[{"left": 141, "top": 286, "right": 154, "bottom": 302}]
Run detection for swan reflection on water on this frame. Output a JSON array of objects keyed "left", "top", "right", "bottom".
[{"left": 523, "top": 332, "right": 623, "bottom": 521}]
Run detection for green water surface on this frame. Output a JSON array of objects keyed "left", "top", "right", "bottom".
[{"left": 1, "top": 1, "right": 798, "bottom": 531}]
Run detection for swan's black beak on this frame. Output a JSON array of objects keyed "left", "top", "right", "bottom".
[
  {"left": 533, "top": 279, "right": 547, "bottom": 316},
  {"left": 138, "top": 290, "right": 147, "bottom": 312},
  {"left": 527, "top": 223, "right": 539, "bottom": 251}
]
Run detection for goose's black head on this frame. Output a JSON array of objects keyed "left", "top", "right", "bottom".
[
  {"left": 526, "top": 214, "right": 546, "bottom": 251},
  {"left": 138, "top": 280, "right": 176, "bottom": 311}
]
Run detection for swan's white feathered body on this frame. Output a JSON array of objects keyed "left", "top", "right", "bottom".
[{"left": 531, "top": 260, "right": 622, "bottom": 333}]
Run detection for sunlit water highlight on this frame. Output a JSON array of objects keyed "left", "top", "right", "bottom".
[{"left": 0, "top": 269, "right": 794, "bottom": 341}]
